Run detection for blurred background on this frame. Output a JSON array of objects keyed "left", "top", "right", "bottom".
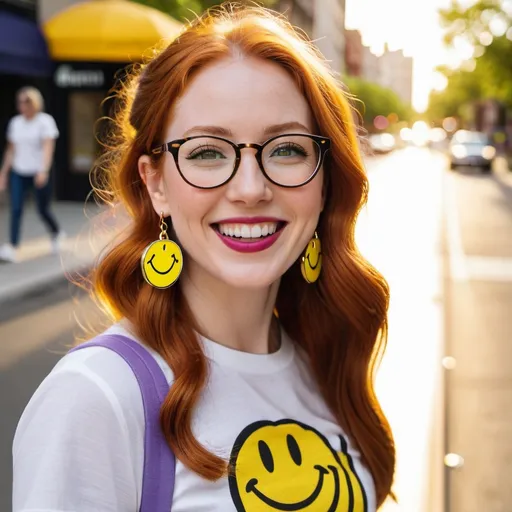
[{"left": 0, "top": 0, "right": 511, "bottom": 511}]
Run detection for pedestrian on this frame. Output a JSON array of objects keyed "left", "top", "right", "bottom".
[
  {"left": 13, "top": 5, "right": 395, "bottom": 512},
  {"left": 0, "top": 86, "right": 64, "bottom": 263}
]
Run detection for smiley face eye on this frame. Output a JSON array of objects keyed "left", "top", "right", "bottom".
[
  {"left": 287, "top": 434, "right": 302, "bottom": 466},
  {"left": 163, "top": 244, "right": 166, "bottom": 251},
  {"left": 258, "top": 440, "right": 274, "bottom": 473}
]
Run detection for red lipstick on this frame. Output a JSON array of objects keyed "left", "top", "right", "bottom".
[
  {"left": 212, "top": 218, "right": 286, "bottom": 253},
  {"left": 214, "top": 216, "right": 283, "bottom": 224}
]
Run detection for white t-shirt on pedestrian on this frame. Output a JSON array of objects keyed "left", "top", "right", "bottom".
[
  {"left": 7, "top": 112, "right": 59, "bottom": 176},
  {"left": 12, "top": 323, "right": 376, "bottom": 512}
]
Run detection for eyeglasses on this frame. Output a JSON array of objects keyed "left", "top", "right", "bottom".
[{"left": 151, "top": 133, "right": 331, "bottom": 189}]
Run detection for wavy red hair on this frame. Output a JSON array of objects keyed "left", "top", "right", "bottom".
[{"left": 91, "top": 4, "right": 395, "bottom": 507}]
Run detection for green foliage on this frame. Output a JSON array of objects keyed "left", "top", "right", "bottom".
[
  {"left": 427, "top": 0, "right": 512, "bottom": 121},
  {"left": 132, "top": 0, "right": 277, "bottom": 22},
  {"left": 343, "top": 76, "right": 414, "bottom": 129}
]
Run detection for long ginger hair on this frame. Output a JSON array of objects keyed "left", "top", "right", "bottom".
[{"left": 92, "top": 4, "right": 395, "bottom": 507}]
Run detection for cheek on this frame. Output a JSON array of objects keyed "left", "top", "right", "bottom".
[
  {"left": 291, "top": 170, "right": 324, "bottom": 219},
  {"left": 162, "top": 166, "right": 218, "bottom": 235}
]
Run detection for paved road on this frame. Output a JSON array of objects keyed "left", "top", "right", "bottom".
[
  {"left": 0, "top": 282, "right": 97, "bottom": 512},
  {"left": 443, "top": 165, "right": 512, "bottom": 512}
]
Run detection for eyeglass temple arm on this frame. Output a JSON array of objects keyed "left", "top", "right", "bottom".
[{"left": 151, "top": 144, "right": 167, "bottom": 155}]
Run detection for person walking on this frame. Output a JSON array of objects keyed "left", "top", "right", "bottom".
[
  {"left": 13, "top": 5, "right": 396, "bottom": 511},
  {"left": 0, "top": 86, "right": 64, "bottom": 263}
]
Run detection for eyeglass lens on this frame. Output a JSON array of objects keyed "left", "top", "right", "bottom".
[{"left": 177, "top": 135, "right": 321, "bottom": 188}]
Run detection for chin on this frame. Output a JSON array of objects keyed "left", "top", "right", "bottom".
[{"left": 216, "top": 266, "right": 283, "bottom": 290}]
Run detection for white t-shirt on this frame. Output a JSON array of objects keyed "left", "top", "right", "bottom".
[
  {"left": 13, "top": 324, "right": 376, "bottom": 512},
  {"left": 7, "top": 113, "right": 59, "bottom": 176}
]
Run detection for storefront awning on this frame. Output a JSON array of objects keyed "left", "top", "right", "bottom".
[
  {"left": 0, "top": 11, "right": 52, "bottom": 76},
  {"left": 43, "top": 0, "right": 182, "bottom": 62}
]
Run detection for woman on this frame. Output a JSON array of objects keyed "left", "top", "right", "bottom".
[
  {"left": 0, "top": 86, "right": 63, "bottom": 263},
  {"left": 13, "top": 5, "right": 395, "bottom": 511}
]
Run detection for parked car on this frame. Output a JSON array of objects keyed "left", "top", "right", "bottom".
[
  {"left": 449, "top": 130, "right": 496, "bottom": 172},
  {"left": 368, "top": 133, "right": 396, "bottom": 155}
]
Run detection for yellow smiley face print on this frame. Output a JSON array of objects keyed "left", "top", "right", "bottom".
[
  {"left": 229, "top": 420, "right": 367, "bottom": 512},
  {"left": 301, "top": 235, "right": 322, "bottom": 284},
  {"left": 141, "top": 239, "right": 183, "bottom": 289}
]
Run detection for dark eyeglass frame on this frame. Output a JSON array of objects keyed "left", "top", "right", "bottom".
[{"left": 151, "top": 133, "right": 331, "bottom": 189}]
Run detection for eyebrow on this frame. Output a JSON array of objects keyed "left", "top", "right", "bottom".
[
  {"left": 182, "top": 121, "right": 312, "bottom": 139},
  {"left": 182, "top": 125, "right": 233, "bottom": 138},
  {"left": 263, "top": 122, "right": 311, "bottom": 137}
]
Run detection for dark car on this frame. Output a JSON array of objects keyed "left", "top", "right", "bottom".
[{"left": 449, "top": 130, "right": 496, "bottom": 172}]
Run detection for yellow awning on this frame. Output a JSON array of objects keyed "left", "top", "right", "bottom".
[{"left": 44, "top": 0, "right": 182, "bottom": 62}]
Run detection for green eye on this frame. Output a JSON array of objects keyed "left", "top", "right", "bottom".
[{"left": 270, "top": 144, "right": 308, "bottom": 158}]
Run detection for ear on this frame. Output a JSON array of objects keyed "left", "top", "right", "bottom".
[{"left": 138, "top": 154, "right": 168, "bottom": 215}]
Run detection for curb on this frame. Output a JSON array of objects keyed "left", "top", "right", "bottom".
[{"left": 0, "top": 261, "right": 91, "bottom": 308}]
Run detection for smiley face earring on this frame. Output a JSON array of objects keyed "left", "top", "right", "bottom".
[
  {"left": 140, "top": 212, "right": 183, "bottom": 289},
  {"left": 301, "top": 231, "right": 322, "bottom": 284}
]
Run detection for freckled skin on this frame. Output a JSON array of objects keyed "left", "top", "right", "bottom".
[
  {"left": 141, "top": 239, "right": 183, "bottom": 288},
  {"left": 229, "top": 420, "right": 367, "bottom": 512}
]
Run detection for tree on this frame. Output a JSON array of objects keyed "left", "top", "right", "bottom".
[
  {"left": 133, "top": 0, "right": 277, "bottom": 23},
  {"left": 427, "top": 0, "right": 512, "bottom": 121},
  {"left": 343, "top": 76, "right": 414, "bottom": 130}
]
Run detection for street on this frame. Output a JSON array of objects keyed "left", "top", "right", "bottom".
[
  {"left": 0, "top": 147, "right": 511, "bottom": 511},
  {"left": 443, "top": 164, "right": 512, "bottom": 512}
]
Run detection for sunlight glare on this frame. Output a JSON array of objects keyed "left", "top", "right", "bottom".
[
  {"left": 479, "top": 31, "right": 494, "bottom": 46},
  {"left": 473, "top": 45, "right": 485, "bottom": 58},
  {"left": 453, "top": 35, "right": 474, "bottom": 60},
  {"left": 503, "top": 0, "right": 512, "bottom": 15},
  {"left": 432, "top": 72, "right": 448, "bottom": 91},
  {"left": 480, "top": 8, "right": 497, "bottom": 24},
  {"left": 489, "top": 15, "right": 508, "bottom": 37},
  {"left": 411, "top": 121, "right": 430, "bottom": 146},
  {"left": 460, "top": 58, "right": 477, "bottom": 72}
]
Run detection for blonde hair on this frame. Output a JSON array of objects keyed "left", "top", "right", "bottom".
[{"left": 17, "top": 86, "right": 44, "bottom": 112}]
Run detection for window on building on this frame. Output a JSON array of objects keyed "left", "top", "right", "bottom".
[{"left": 69, "top": 91, "right": 104, "bottom": 174}]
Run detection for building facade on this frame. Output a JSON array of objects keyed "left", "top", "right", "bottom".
[
  {"left": 378, "top": 47, "right": 413, "bottom": 105},
  {"left": 344, "top": 28, "right": 413, "bottom": 106},
  {"left": 344, "top": 29, "right": 363, "bottom": 77},
  {"left": 44, "top": 0, "right": 181, "bottom": 201},
  {"left": 362, "top": 45, "right": 380, "bottom": 84},
  {"left": 0, "top": 0, "right": 51, "bottom": 159},
  {"left": 278, "top": 0, "right": 346, "bottom": 74}
]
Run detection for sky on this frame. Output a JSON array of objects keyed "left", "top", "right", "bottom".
[{"left": 345, "top": 0, "right": 453, "bottom": 112}]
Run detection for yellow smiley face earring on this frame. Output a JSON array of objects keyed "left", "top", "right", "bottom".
[
  {"left": 140, "top": 212, "right": 183, "bottom": 289},
  {"left": 301, "top": 231, "right": 322, "bottom": 284}
]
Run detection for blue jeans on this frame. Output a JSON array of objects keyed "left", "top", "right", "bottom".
[{"left": 9, "top": 170, "right": 60, "bottom": 247}]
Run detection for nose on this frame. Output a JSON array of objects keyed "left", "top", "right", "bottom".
[{"left": 224, "top": 149, "right": 272, "bottom": 206}]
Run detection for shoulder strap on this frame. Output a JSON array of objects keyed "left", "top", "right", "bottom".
[{"left": 70, "top": 334, "right": 175, "bottom": 512}]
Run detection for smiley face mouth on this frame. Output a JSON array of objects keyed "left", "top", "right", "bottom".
[
  {"left": 306, "top": 252, "right": 321, "bottom": 270},
  {"left": 147, "top": 253, "right": 179, "bottom": 275},
  {"left": 245, "top": 464, "right": 339, "bottom": 511}
]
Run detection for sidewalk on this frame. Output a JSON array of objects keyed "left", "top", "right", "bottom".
[
  {"left": 0, "top": 199, "right": 114, "bottom": 306},
  {"left": 494, "top": 155, "right": 512, "bottom": 186}
]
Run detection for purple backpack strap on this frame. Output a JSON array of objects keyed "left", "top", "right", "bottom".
[{"left": 70, "top": 334, "right": 175, "bottom": 511}]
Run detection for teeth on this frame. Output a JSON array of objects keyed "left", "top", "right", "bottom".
[
  {"left": 217, "top": 222, "right": 280, "bottom": 238},
  {"left": 251, "top": 225, "right": 262, "bottom": 238}
]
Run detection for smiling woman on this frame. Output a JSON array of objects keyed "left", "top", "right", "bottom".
[{"left": 12, "top": 4, "right": 395, "bottom": 512}]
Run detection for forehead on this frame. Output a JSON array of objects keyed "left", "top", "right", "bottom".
[{"left": 167, "top": 56, "right": 313, "bottom": 138}]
